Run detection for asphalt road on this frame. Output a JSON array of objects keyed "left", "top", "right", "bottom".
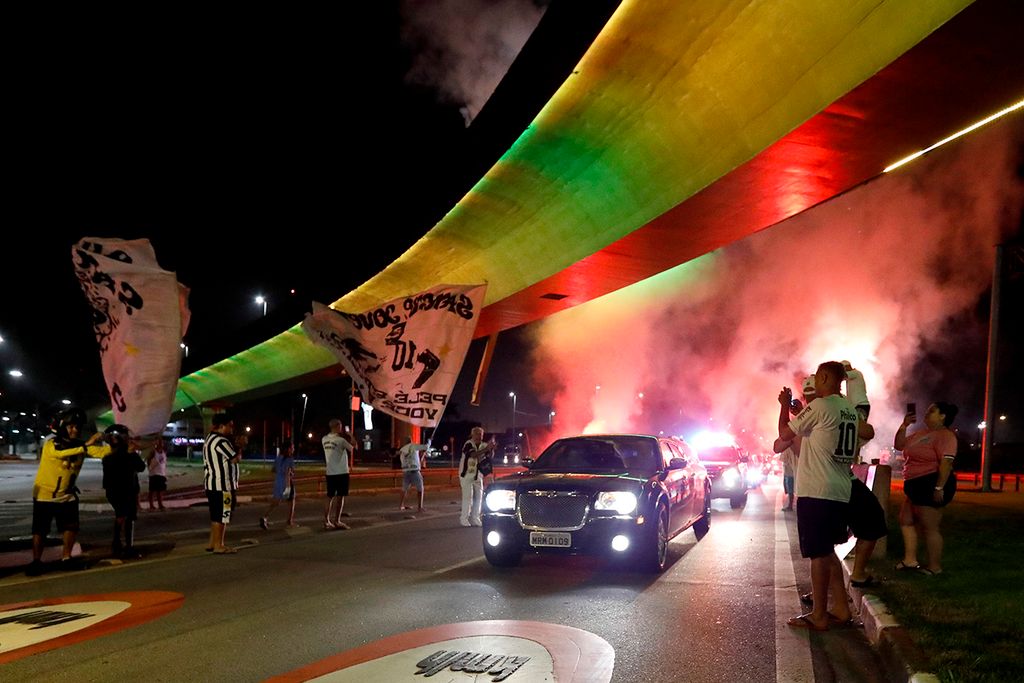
[{"left": 0, "top": 461, "right": 897, "bottom": 682}]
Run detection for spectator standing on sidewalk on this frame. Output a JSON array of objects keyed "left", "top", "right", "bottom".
[
  {"left": 398, "top": 436, "right": 428, "bottom": 513},
  {"left": 775, "top": 362, "right": 873, "bottom": 631},
  {"left": 147, "top": 437, "right": 168, "bottom": 511},
  {"left": 780, "top": 403, "right": 799, "bottom": 512},
  {"left": 101, "top": 424, "right": 146, "bottom": 558},
  {"left": 261, "top": 441, "right": 298, "bottom": 529},
  {"left": 203, "top": 414, "right": 241, "bottom": 554},
  {"left": 26, "top": 408, "right": 111, "bottom": 575},
  {"left": 894, "top": 402, "right": 958, "bottom": 575},
  {"left": 322, "top": 419, "right": 354, "bottom": 530},
  {"left": 459, "top": 427, "right": 492, "bottom": 527}
]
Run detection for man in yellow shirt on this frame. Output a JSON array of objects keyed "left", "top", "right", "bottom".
[{"left": 27, "top": 408, "right": 110, "bottom": 576}]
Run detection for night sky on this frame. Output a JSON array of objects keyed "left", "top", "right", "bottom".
[
  {"left": 3, "top": 3, "right": 1019, "bottom": 457},
  {"left": 2, "top": 3, "right": 561, "bottom": 420}
]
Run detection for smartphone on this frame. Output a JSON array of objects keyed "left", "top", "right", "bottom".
[{"left": 907, "top": 402, "right": 916, "bottom": 417}]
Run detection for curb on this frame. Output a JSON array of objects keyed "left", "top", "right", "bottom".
[{"left": 844, "top": 563, "right": 938, "bottom": 683}]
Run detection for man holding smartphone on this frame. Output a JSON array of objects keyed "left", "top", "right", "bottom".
[{"left": 775, "top": 362, "right": 874, "bottom": 631}]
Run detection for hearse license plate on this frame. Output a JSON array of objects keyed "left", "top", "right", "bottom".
[{"left": 530, "top": 532, "right": 571, "bottom": 548}]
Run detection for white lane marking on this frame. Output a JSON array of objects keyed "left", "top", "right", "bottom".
[
  {"left": 432, "top": 555, "right": 485, "bottom": 575},
  {"left": 775, "top": 487, "right": 815, "bottom": 683}
]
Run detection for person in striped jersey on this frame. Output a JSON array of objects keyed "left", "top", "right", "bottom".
[{"left": 204, "top": 413, "right": 241, "bottom": 554}]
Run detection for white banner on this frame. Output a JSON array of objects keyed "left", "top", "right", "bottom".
[
  {"left": 302, "top": 284, "right": 486, "bottom": 428},
  {"left": 72, "top": 238, "right": 190, "bottom": 436}
]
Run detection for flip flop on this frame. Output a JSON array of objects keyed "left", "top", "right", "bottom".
[
  {"left": 828, "top": 613, "right": 861, "bottom": 628},
  {"left": 850, "top": 576, "right": 875, "bottom": 588},
  {"left": 918, "top": 568, "right": 940, "bottom": 576},
  {"left": 212, "top": 547, "right": 237, "bottom": 554},
  {"left": 787, "top": 614, "right": 828, "bottom": 632},
  {"left": 894, "top": 561, "right": 921, "bottom": 571}
]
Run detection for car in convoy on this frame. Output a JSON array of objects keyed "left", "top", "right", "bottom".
[
  {"left": 697, "top": 445, "right": 750, "bottom": 509},
  {"left": 501, "top": 443, "right": 522, "bottom": 465},
  {"left": 481, "top": 434, "right": 711, "bottom": 572}
]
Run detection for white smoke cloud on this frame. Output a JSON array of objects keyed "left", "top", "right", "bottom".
[
  {"left": 528, "top": 116, "right": 1024, "bottom": 457},
  {"left": 400, "top": 0, "right": 547, "bottom": 123}
]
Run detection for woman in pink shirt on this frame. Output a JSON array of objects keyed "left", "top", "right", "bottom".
[{"left": 893, "top": 402, "right": 959, "bottom": 575}]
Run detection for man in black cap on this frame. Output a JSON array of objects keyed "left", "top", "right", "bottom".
[
  {"left": 102, "top": 424, "right": 146, "bottom": 558},
  {"left": 27, "top": 408, "right": 111, "bottom": 576}
]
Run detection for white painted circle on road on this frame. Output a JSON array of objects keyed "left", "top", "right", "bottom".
[
  {"left": 0, "top": 601, "right": 130, "bottom": 654},
  {"left": 311, "top": 635, "right": 553, "bottom": 682}
]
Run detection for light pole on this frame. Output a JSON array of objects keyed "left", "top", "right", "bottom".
[
  {"left": 255, "top": 295, "right": 267, "bottom": 316},
  {"left": 548, "top": 410, "right": 555, "bottom": 426},
  {"left": 509, "top": 391, "right": 517, "bottom": 450},
  {"left": 299, "top": 393, "right": 309, "bottom": 440}
]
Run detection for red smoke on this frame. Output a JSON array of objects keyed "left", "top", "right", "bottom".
[{"left": 528, "top": 117, "right": 1023, "bottom": 457}]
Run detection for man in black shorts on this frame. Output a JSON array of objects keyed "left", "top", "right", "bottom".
[
  {"left": 322, "top": 419, "right": 354, "bottom": 530},
  {"left": 776, "top": 362, "right": 874, "bottom": 631},
  {"left": 27, "top": 408, "right": 110, "bottom": 576},
  {"left": 203, "top": 414, "right": 240, "bottom": 553},
  {"left": 101, "top": 424, "right": 145, "bottom": 558}
]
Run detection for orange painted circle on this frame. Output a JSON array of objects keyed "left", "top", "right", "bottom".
[
  {"left": 0, "top": 591, "right": 183, "bottom": 664},
  {"left": 268, "top": 620, "right": 614, "bottom": 682}
]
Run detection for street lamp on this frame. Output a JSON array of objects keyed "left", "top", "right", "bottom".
[
  {"left": 255, "top": 295, "right": 267, "bottom": 316},
  {"left": 299, "top": 393, "right": 309, "bottom": 437},
  {"left": 549, "top": 410, "right": 555, "bottom": 426},
  {"left": 509, "top": 392, "right": 517, "bottom": 449}
]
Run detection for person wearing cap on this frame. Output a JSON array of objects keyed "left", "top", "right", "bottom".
[
  {"left": 102, "top": 424, "right": 146, "bottom": 558},
  {"left": 775, "top": 362, "right": 873, "bottom": 631},
  {"left": 779, "top": 370, "right": 886, "bottom": 604},
  {"left": 203, "top": 413, "right": 241, "bottom": 553},
  {"left": 26, "top": 408, "right": 111, "bottom": 576},
  {"left": 322, "top": 419, "right": 355, "bottom": 530},
  {"left": 838, "top": 361, "right": 886, "bottom": 589}
]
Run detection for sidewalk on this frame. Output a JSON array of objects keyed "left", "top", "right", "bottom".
[{"left": 839, "top": 485, "right": 1024, "bottom": 683}]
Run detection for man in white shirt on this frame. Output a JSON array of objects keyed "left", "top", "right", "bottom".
[
  {"left": 398, "top": 436, "right": 428, "bottom": 513},
  {"left": 322, "top": 419, "right": 355, "bottom": 530},
  {"left": 458, "top": 427, "right": 493, "bottom": 527},
  {"left": 775, "top": 361, "right": 873, "bottom": 631}
]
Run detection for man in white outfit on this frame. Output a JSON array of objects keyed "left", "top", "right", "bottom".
[{"left": 459, "top": 427, "right": 492, "bottom": 527}]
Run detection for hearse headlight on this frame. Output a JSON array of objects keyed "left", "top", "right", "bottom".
[
  {"left": 595, "top": 491, "right": 638, "bottom": 515},
  {"left": 485, "top": 489, "right": 516, "bottom": 512}
]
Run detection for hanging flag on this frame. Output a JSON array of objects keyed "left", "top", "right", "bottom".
[
  {"left": 302, "top": 284, "right": 486, "bottom": 428},
  {"left": 72, "top": 237, "right": 190, "bottom": 436}
]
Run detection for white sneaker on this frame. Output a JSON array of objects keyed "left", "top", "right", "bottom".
[
  {"left": 460, "top": 521, "right": 472, "bottom": 527},
  {"left": 470, "top": 519, "right": 482, "bottom": 527}
]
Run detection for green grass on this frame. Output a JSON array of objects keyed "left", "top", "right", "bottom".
[{"left": 868, "top": 488, "right": 1024, "bottom": 683}]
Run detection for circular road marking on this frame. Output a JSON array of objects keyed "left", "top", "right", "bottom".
[
  {"left": 0, "top": 591, "right": 183, "bottom": 664},
  {"left": 268, "top": 620, "right": 614, "bottom": 682}
]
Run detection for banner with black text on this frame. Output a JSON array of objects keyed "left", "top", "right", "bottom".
[
  {"left": 302, "top": 284, "right": 486, "bottom": 428},
  {"left": 72, "top": 238, "right": 190, "bottom": 436}
]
